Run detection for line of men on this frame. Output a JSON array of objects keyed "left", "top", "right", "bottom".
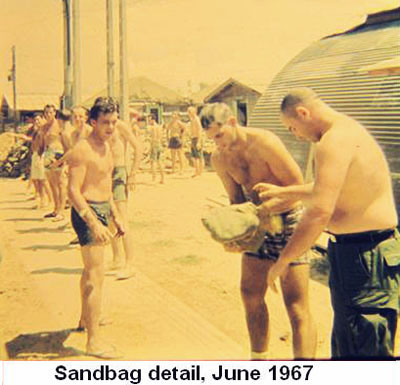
[{"left": 24, "top": 89, "right": 399, "bottom": 359}]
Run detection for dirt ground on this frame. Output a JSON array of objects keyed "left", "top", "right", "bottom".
[{"left": 0, "top": 169, "right": 396, "bottom": 361}]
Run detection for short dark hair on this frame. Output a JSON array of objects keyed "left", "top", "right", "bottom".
[
  {"left": 33, "top": 112, "right": 44, "bottom": 119},
  {"left": 44, "top": 104, "right": 57, "bottom": 112},
  {"left": 280, "top": 87, "right": 318, "bottom": 117},
  {"left": 199, "top": 103, "right": 232, "bottom": 130},
  {"left": 89, "top": 97, "right": 119, "bottom": 121}
]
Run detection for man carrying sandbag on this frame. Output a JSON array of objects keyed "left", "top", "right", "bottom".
[{"left": 199, "top": 103, "right": 316, "bottom": 360}]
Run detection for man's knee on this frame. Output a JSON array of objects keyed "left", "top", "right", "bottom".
[
  {"left": 285, "top": 301, "right": 310, "bottom": 328},
  {"left": 240, "top": 282, "right": 265, "bottom": 306}
]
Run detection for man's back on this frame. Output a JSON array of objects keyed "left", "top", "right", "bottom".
[{"left": 319, "top": 115, "right": 397, "bottom": 233}]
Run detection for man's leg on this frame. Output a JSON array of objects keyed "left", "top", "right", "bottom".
[
  {"left": 280, "top": 263, "right": 317, "bottom": 359},
  {"left": 114, "top": 200, "right": 135, "bottom": 280},
  {"left": 157, "top": 159, "right": 164, "bottom": 183},
  {"left": 171, "top": 150, "right": 176, "bottom": 173},
  {"left": 240, "top": 255, "right": 273, "bottom": 357},
  {"left": 80, "top": 244, "right": 107, "bottom": 353}
]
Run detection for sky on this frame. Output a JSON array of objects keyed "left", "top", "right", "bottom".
[{"left": 0, "top": 0, "right": 398, "bottom": 101}]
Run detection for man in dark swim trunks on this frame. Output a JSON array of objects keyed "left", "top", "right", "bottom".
[
  {"left": 166, "top": 112, "right": 186, "bottom": 174},
  {"left": 68, "top": 97, "right": 125, "bottom": 359}
]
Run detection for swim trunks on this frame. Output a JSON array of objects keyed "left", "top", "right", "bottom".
[
  {"left": 112, "top": 166, "right": 128, "bottom": 202},
  {"left": 43, "top": 147, "right": 64, "bottom": 170},
  {"left": 30, "top": 152, "right": 46, "bottom": 180},
  {"left": 150, "top": 143, "right": 163, "bottom": 161},
  {"left": 191, "top": 137, "right": 203, "bottom": 159},
  {"left": 71, "top": 201, "right": 111, "bottom": 246},
  {"left": 244, "top": 205, "right": 311, "bottom": 265},
  {"left": 168, "top": 136, "right": 182, "bottom": 149}
]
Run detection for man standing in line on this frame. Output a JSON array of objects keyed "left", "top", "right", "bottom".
[
  {"left": 256, "top": 87, "right": 400, "bottom": 358},
  {"left": 107, "top": 101, "right": 143, "bottom": 280},
  {"left": 68, "top": 97, "right": 124, "bottom": 358},
  {"left": 188, "top": 106, "right": 204, "bottom": 178},
  {"left": 199, "top": 102, "right": 317, "bottom": 360}
]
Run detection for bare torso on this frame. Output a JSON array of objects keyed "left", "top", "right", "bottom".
[
  {"left": 149, "top": 124, "right": 162, "bottom": 145},
  {"left": 323, "top": 116, "right": 397, "bottom": 233},
  {"left": 213, "top": 127, "right": 303, "bottom": 211},
  {"left": 168, "top": 120, "right": 185, "bottom": 138},
  {"left": 190, "top": 116, "right": 202, "bottom": 138},
  {"left": 44, "top": 120, "right": 63, "bottom": 151},
  {"left": 77, "top": 138, "right": 114, "bottom": 202}
]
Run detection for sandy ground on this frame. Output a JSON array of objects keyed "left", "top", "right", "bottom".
[{"left": 0, "top": 168, "right": 392, "bottom": 361}]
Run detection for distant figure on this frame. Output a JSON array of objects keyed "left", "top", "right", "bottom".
[
  {"left": 256, "top": 87, "right": 400, "bottom": 358},
  {"left": 42, "top": 104, "right": 67, "bottom": 221},
  {"left": 166, "top": 112, "right": 186, "bottom": 174},
  {"left": 148, "top": 114, "right": 165, "bottom": 184},
  {"left": 187, "top": 106, "right": 204, "bottom": 178},
  {"left": 200, "top": 102, "right": 316, "bottom": 360},
  {"left": 68, "top": 97, "right": 124, "bottom": 359},
  {"left": 107, "top": 103, "right": 143, "bottom": 280}
]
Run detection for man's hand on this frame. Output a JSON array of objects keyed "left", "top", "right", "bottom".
[
  {"left": 253, "top": 183, "right": 285, "bottom": 201},
  {"left": 127, "top": 174, "right": 136, "bottom": 191},
  {"left": 90, "top": 221, "right": 114, "bottom": 244},
  {"left": 223, "top": 241, "right": 243, "bottom": 253},
  {"left": 112, "top": 216, "right": 125, "bottom": 238},
  {"left": 267, "top": 260, "right": 289, "bottom": 293}
]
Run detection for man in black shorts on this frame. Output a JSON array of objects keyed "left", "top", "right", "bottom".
[{"left": 200, "top": 102, "right": 316, "bottom": 360}]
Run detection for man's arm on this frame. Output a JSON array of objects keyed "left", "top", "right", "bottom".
[
  {"left": 117, "top": 120, "right": 144, "bottom": 179},
  {"left": 254, "top": 182, "right": 314, "bottom": 202},
  {"left": 267, "top": 129, "right": 355, "bottom": 285},
  {"left": 211, "top": 153, "right": 246, "bottom": 204}
]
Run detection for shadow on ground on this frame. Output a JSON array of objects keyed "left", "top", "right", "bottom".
[
  {"left": 22, "top": 244, "right": 75, "bottom": 252},
  {"left": 31, "top": 267, "right": 82, "bottom": 275},
  {"left": 6, "top": 329, "right": 82, "bottom": 359}
]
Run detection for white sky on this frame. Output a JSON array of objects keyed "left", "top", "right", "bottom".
[{"left": 0, "top": 0, "right": 398, "bottom": 100}]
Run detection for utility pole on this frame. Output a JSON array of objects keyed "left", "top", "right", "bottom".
[
  {"left": 119, "top": 0, "right": 129, "bottom": 122},
  {"left": 62, "top": 0, "right": 73, "bottom": 108},
  {"left": 11, "top": 46, "right": 17, "bottom": 129},
  {"left": 106, "top": 0, "right": 115, "bottom": 98},
  {"left": 72, "top": 0, "right": 82, "bottom": 105}
]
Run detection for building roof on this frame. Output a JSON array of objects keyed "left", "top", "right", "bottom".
[
  {"left": 83, "top": 76, "right": 186, "bottom": 107},
  {"left": 2, "top": 93, "right": 60, "bottom": 111},
  {"left": 189, "top": 78, "right": 262, "bottom": 104}
]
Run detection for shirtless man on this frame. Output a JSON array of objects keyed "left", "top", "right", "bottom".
[
  {"left": 199, "top": 102, "right": 317, "bottom": 360},
  {"left": 148, "top": 114, "right": 165, "bottom": 184},
  {"left": 42, "top": 104, "right": 67, "bottom": 221},
  {"left": 255, "top": 87, "right": 400, "bottom": 358},
  {"left": 166, "top": 112, "right": 186, "bottom": 174},
  {"left": 187, "top": 106, "right": 204, "bottom": 177},
  {"left": 68, "top": 97, "right": 124, "bottom": 358},
  {"left": 107, "top": 105, "right": 143, "bottom": 280}
]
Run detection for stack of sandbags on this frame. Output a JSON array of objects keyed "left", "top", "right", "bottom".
[{"left": 0, "top": 133, "right": 30, "bottom": 178}]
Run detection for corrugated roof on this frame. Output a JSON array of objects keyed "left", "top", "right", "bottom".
[
  {"left": 189, "top": 78, "right": 262, "bottom": 104},
  {"left": 2, "top": 93, "right": 59, "bottom": 111},
  {"left": 83, "top": 76, "right": 186, "bottom": 107}
]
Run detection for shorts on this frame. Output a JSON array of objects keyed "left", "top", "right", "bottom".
[
  {"left": 168, "top": 136, "right": 182, "bottom": 149},
  {"left": 71, "top": 201, "right": 111, "bottom": 246},
  {"left": 43, "top": 148, "right": 64, "bottom": 170},
  {"left": 30, "top": 152, "right": 45, "bottom": 180},
  {"left": 112, "top": 166, "right": 128, "bottom": 202},
  {"left": 150, "top": 143, "right": 163, "bottom": 161},
  {"left": 191, "top": 137, "right": 203, "bottom": 159},
  {"left": 244, "top": 206, "right": 311, "bottom": 265},
  {"left": 328, "top": 229, "right": 400, "bottom": 358}
]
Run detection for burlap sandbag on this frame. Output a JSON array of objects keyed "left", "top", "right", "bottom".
[{"left": 201, "top": 202, "right": 283, "bottom": 253}]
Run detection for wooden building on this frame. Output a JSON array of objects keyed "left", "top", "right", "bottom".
[{"left": 190, "top": 78, "right": 262, "bottom": 126}]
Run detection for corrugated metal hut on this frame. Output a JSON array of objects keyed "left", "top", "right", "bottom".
[{"left": 249, "top": 7, "right": 400, "bottom": 216}]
